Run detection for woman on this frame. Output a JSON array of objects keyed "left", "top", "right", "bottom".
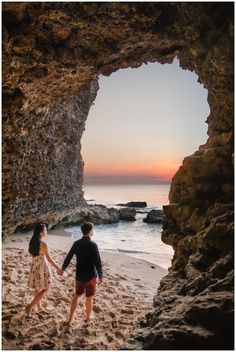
[{"left": 26, "top": 222, "right": 61, "bottom": 317}]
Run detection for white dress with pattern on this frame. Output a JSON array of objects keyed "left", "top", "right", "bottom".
[{"left": 27, "top": 254, "right": 51, "bottom": 291}]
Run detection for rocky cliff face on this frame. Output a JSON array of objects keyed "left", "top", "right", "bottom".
[
  {"left": 3, "top": 81, "right": 98, "bottom": 233},
  {"left": 2, "top": 3, "right": 234, "bottom": 349}
]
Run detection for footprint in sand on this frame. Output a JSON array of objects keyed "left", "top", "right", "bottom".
[
  {"left": 106, "top": 334, "right": 114, "bottom": 342},
  {"left": 109, "top": 311, "right": 116, "bottom": 318},
  {"left": 93, "top": 305, "right": 102, "bottom": 313},
  {"left": 2, "top": 276, "right": 10, "bottom": 282},
  {"left": 120, "top": 308, "right": 134, "bottom": 315},
  {"left": 115, "top": 329, "right": 126, "bottom": 339},
  {"left": 111, "top": 320, "right": 118, "bottom": 328},
  {"left": 7, "top": 264, "right": 17, "bottom": 269}
]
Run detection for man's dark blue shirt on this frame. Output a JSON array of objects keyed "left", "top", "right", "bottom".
[{"left": 62, "top": 236, "right": 103, "bottom": 282}]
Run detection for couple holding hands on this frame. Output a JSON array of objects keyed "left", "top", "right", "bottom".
[{"left": 26, "top": 222, "right": 102, "bottom": 325}]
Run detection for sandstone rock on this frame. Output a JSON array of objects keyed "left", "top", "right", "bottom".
[
  {"left": 83, "top": 204, "right": 119, "bottom": 225},
  {"left": 53, "top": 204, "right": 119, "bottom": 227},
  {"left": 119, "top": 208, "right": 136, "bottom": 221},
  {"left": 143, "top": 209, "right": 164, "bottom": 223},
  {"left": 117, "top": 201, "right": 147, "bottom": 208}
]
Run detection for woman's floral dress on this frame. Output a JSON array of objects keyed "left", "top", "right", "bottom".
[{"left": 27, "top": 254, "right": 51, "bottom": 291}]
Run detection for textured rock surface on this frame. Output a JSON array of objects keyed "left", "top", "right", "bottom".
[
  {"left": 117, "top": 201, "right": 147, "bottom": 208},
  {"left": 119, "top": 207, "right": 137, "bottom": 221},
  {"left": 2, "top": 2, "right": 234, "bottom": 349},
  {"left": 61, "top": 203, "right": 119, "bottom": 226},
  {"left": 143, "top": 209, "right": 164, "bottom": 223},
  {"left": 3, "top": 73, "right": 99, "bottom": 234}
]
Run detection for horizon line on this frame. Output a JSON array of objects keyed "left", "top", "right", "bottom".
[
  {"left": 84, "top": 174, "right": 173, "bottom": 182},
  {"left": 83, "top": 179, "right": 172, "bottom": 185}
]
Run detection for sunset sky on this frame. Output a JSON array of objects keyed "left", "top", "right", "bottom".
[{"left": 82, "top": 58, "right": 210, "bottom": 184}]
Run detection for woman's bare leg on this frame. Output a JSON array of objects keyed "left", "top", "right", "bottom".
[
  {"left": 26, "top": 289, "right": 48, "bottom": 316},
  {"left": 34, "top": 290, "right": 42, "bottom": 310}
]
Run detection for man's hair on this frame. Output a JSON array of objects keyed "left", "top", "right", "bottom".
[{"left": 81, "top": 222, "right": 93, "bottom": 235}]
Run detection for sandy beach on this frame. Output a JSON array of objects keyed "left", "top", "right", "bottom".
[{"left": 2, "top": 230, "right": 167, "bottom": 350}]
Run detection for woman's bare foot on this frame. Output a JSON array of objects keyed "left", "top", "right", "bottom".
[{"left": 37, "top": 303, "right": 46, "bottom": 312}]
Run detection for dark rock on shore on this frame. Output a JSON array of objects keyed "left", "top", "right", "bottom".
[
  {"left": 61, "top": 204, "right": 119, "bottom": 226},
  {"left": 117, "top": 201, "right": 147, "bottom": 208},
  {"left": 14, "top": 204, "right": 120, "bottom": 232},
  {"left": 119, "top": 208, "right": 136, "bottom": 221},
  {"left": 143, "top": 209, "right": 164, "bottom": 224}
]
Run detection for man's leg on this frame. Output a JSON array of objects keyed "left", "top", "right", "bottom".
[
  {"left": 85, "top": 296, "right": 93, "bottom": 322},
  {"left": 68, "top": 294, "right": 83, "bottom": 324},
  {"left": 85, "top": 277, "right": 97, "bottom": 322}
]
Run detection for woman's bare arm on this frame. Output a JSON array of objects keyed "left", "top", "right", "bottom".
[{"left": 42, "top": 243, "right": 60, "bottom": 271}]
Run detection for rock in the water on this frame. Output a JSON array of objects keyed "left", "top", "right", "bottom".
[
  {"left": 143, "top": 209, "right": 164, "bottom": 223},
  {"left": 117, "top": 201, "right": 147, "bottom": 208},
  {"left": 87, "top": 204, "right": 120, "bottom": 224},
  {"left": 119, "top": 208, "right": 136, "bottom": 221},
  {"left": 62, "top": 204, "right": 119, "bottom": 226}
]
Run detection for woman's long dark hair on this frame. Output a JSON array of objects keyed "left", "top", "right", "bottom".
[{"left": 29, "top": 223, "right": 46, "bottom": 257}]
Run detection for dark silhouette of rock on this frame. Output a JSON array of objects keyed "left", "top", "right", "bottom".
[
  {"left": 119, "top": 208, "right": 136, "bottom": 221},
  {"left": 143, "top": 209, "right": 164, "bottom": 223},
  {"left": 117, "top": 201, "right": 147, "bottom": 208}
]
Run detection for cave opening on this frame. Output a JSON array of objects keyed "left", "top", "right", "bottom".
[{"left": 75, "top": 57, "right": 210, "bottom": 271}]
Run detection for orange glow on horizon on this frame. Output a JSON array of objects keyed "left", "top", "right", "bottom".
[{"left": 84, "top": 160, "right": 181, "bottom": 181}]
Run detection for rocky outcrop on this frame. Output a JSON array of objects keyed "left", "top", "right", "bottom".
[
  {"left": 3, "top": 81, "right": 99, "bottom": 235},
  {"left": 119, "top": 208, "right": 136, "bottom": 221},
  {"left": 67, "top": 204, "right": 119, "bottom": 225},
  {"left": 129, "top": 202, "right": 234, "bottom": 349},
  {"left": 14, "top": 204, "right": 119, "bottom": 232},
  {"left": 143, "top": 209, "right": 164, "bottom": 224},
  {"left": 2, "top": 3, "right": 234, "bottom": 349},
  {"left": 117, "top": 202, "right": 147, "bottom": 208}
]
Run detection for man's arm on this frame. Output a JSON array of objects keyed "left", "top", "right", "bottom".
[
  {"left": 62, "top": 242, "right": 77, "bottom": 271},
  {"left": 94, "top": 244, "right": 103, "bottom": 280}
]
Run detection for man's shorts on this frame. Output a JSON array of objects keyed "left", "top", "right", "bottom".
[{"left": 76, "top": 276, "right": 97, "bottom": 297}]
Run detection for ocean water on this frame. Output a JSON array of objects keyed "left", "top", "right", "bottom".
[
  {"left": 65, "top": 183, "right": 174, "bottom": 270},
  {"left": 83, "top": 183, "right": 170, "bottom": 208}
]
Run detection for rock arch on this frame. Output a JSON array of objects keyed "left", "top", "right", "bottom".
[{"left": 2, "top": 3, "right": 234, "bottom": 349}]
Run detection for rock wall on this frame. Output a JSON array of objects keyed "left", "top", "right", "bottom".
[
  {"left": 2, "top": 2, "right": 234, "bottom": 349},
  {"left": 3, "top": 80, "right": 99, "bottom": 233}
]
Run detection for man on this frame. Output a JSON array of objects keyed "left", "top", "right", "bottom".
[{"left": 61, "top": 222, "right": 103, "bottom": 324}]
